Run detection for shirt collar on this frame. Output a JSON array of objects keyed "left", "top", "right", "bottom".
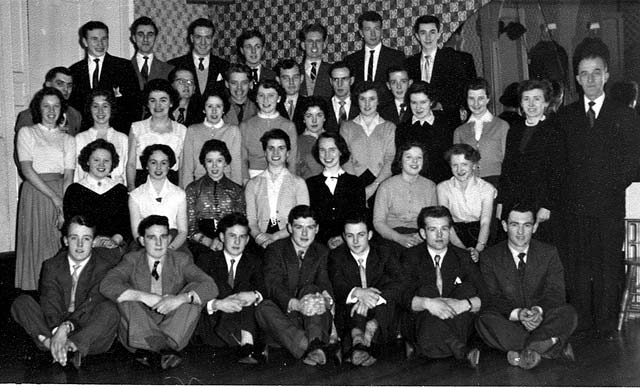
[
  {"left": 88, "top": 53, "right": 105, "bottom": 62},
  {"left": 412, "top": 113, "right": 435, "bottom": 126},
  {"left": 365, "top": 43, "right": 382, "bottom": 55},
  {"left": 353, "top": 113, "right": 384, "bottom": 127},
  {"left": 422, "top": 47, "right": 438, "bottom": 59},
  {"left": 322, "top": 168, "right": 344, "bottom": 178},
  {"left": 291, "top": 239, "right": 309, "bottom": 257},
  {"left": 257, "top": 111, "right": 280, "bottom": 119},
  {"left": 468, "top": 110, "right": 493, "bottom": 123},
  {"left": 427, "top": 246, "right": 447, "bottom": 264},
  {"left": 351, "top": 247, "right": 370, "bottom": 265},
  {"left": 67, "top": 255, "right": 91, "bottom": 275},
  {"left": 147, "top": 254, "right": 164, "bottom": 271},
  {"left": 507, "top": 244, "right": 529, "bottom": 265},
  {"left": 332, "top": 96, "right": 351, "bottom": 106},
  {"left": 302, "top": 129, "right": 322, "bottom": 138},
  {"left": 136, "top": 52, "right": 154, "bottom": 61},
  {"left": 584, "top": 93, "right": 606, "bottom": 115},
  {"left": 223, "top": 250, "right": 242, "bottom": 263},
  {"left": 204, "top": 119, "right": 225, "bottom": 129}
]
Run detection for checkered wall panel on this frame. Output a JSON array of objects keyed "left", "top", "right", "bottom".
[{"left": 135, "top": 0, "right": 490, "bottom": 66}]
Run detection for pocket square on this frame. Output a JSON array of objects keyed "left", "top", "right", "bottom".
[{"left": 454, "top": 277, "right": 462, "bottom": 285}]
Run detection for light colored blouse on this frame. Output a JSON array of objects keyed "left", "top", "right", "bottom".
[
  {"left": 129, "top": 177, "right": 187, "bottom": 229},
  {"left": 374, "top": 175, "right": 437, "bottom": 230},
  {"left": 17, "top": 124, "right": 75, "bottom": 173},
  {"left": 436, "top": 176, "right": 496, "bottom": 223},
  {"left": 453, "top": 115, "right": 509, "bottom": 178},
  {"left": 130, "top": 118, "right": 187, "bottom": 170}
]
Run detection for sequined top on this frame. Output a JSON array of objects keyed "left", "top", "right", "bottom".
[{"left": 186, "top": 175, "right": 245, "bottom": 238}]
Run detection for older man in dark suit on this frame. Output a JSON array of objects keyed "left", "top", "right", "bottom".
[
  {"left": 298, "top": 23, "right": 333, "bottom": 100},
  {"left": 195, "top": 213, "right": 265, "bottom": 364},
  {"left": 168, "top": 18, "right": 230, "bottom": 100},
  {"left": 129, "top": 17, "right": 173, "bottom": 92},
  {"left": 557, "top": 45, "right": 640, "bottom": 339},
  {"left": 401, "top": 206, "right": 482, "bottom": 368},
  {"left": 11, "top": 215, "right": 120, "bottom": 369},
  {"left": 255, "top": 205, "right": 335, "bottom": 366},
  {"left": 476, "top": 204, "right": 578, "bottom": 370},
  {"left": 68, "top": 21, "right": 140, "bottom": 134},
  {"left": 100, "top": 215, "right": 217, "bottom": 369},
  {"left": 329, "top": 212, "right": 403, "bottom": 366}
]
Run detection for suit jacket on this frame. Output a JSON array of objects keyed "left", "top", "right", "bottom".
[
  {"left": 168, "top": 52, "right": 230, "bottom": 99},
  {"left": 379, "top": 101, "right": 409, "bottom": 127},
  {"left": 263, "top": 238, "right": 333, "bottom": 312},
  {"left": 480, "top": 240, "right": 567, "bottom": 317},
  {"left": 306, "top": 172, "right": 366, "bottom": 244},
  {"left": 558, "top": 97, "right": 640, "bottom": 220},
  {"left": 69, "top": 53, "right": 141, "bottom": 133},
  {"left": 324, "top": 97, "right": 360, "bottom": 133},
  {"left": 195, "top": 250, "right": 265, "bottom": 299},
  {"left": 40, "top": 248, "right": 120, "bottom": 331},
  {"left": 300, "top": 60, "right": 333, "bottom": 99},
  {"left": 131, "top": 54, "right": 174, "bottom": 91},
  {"left": 329, "top": 243, "right": 403, "bottom": 306},
  {"left": 400, "top": 244, "right": 485, "bottom": 310},
  {"left": 344, "top": 45, "right": 405, "bottom": 105},
  {"left": 100, "top": 249, "right": 218, "bottom": 303},
  {"left": 277, "top": 95, "right": 308, "bottom": 134}
]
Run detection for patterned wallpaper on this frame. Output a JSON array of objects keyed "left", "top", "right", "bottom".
[{"left": 135, "top": 0, "right": 490, "bottom": 66}]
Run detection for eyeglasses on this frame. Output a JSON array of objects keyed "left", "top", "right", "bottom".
[{"left": 175, "top": 78, "right": 195, "bottom": 86}]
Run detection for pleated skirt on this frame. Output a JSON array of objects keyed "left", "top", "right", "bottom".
[{"left": 14, "top": 174, "right": 63, "bottom": 290}]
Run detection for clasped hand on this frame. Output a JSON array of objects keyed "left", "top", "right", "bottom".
[{"left": 518, "top": 307, "right": 543, "bottom": 331}]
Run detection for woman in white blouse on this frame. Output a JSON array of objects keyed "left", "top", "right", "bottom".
[
  {"left": 15, "top": 87, "right": 75, "bottom": 290},
  {"left": 126, "top": 79, "right": 186, "bottom": 190},
  {"left": 129, "top": 144, "right": 188, "bottom": 252}
]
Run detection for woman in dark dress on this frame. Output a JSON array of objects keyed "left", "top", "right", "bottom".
[
  {"left": 185, "top": 139, "right": 245, "bottom": 257},
  {"left": 306, "top": 132, "right": 365, "bottom": 249},
  {"left": 498, "top": 79, "right": 563, "bottom": 244},
  {"left": 64, "top": 139, "right": 130, "bottom": 248}
]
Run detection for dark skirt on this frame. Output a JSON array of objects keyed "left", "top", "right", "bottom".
[{"left": 453, "top": 221, "right": 480, "bottom": 248}]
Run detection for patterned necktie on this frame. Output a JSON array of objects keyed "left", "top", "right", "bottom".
[
  {"left": 92, "top": 58, "right": 100, "bottom": 89},
  {"left": 517, "top": 252, "right": 526, "bottom": 278},
  {"left": 228, "top": 259, "right": 236, "bottom": 288},
  {"left": 141, "top": 55, "right": 149, "bottom": 81},
  {"left": 367, "top": 50, "right": 375, "bottom": 81},
  {"left": 287, "top": 100, "right": 294, "bottom": 119},
  {"left": 198, "top": 57, "right": 205, "bottom": 71},
  {"left": 68, "top": 264, "right": 81, "bottom": 312},
  {"left": 151, "top": 260, "right": 160, "bottom": 281},
  {"left": 297, "top": 250, "right": 304, "bottom": 269},
  {"left": 587, "top": 101, "right": 596, "bottom": 128},
  {"left": 434, "top": 255, "right": 443, "bottom": 296},
  {"left": 310, "top": 62, "right": 317, "bottom": 81},
  {"left": 177, "top": 107, "right": 185, "bottom": 124},
  {"left": 423, "top": 55, "right": 431, "bottom": 83},
  {"left": 358, "top": 258, "right": 367, "bottom": 288},
  {"left": 338, "top": 101, "right": 347, "bottom": 124}
]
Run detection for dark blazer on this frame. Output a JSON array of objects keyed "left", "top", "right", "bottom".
[
  {"left": 329, "top": 243, "right": 403, "bottom": 305},
  {"left": 195, "top": 250, "right": 265, "bottom": 299},
  {"left": 69, "top": 53, "right": 141, "bottom": 133},
  {"left": 300, "top": 60, "right": 333, "bottom": 99},
  {"left": 306, "top": 172, "right": 366, "bottom": 244},
  {"left": 324, "top": 97, "right": 360, "bottom": 133},
  {"left": 498, "top": 117, "right": 563, "bottom": 213},
  {"left": 130, "top": 55, "right": 174, "bottom": 91},
  {"left": 168, "top": 52, "right": 230, "bottom": 99},
  {"left": 258, "top": 64, "right": 277, "bottom": 82},
  {"left": 480, "top": 239, "right": 567, "bottom": 317},
  {"left": 344, "top": 45, "right": 405, "bottom": 105},
  {"left": 379, "top": 101, "right": 409, "bottom": 127},
  {"left": 40, "top": 248, "right": 120, "bottom": 330},
  {"left": 400, "top": 244, "right": 484, "bottom": 310},
  {"left": 558, "top": 98, "right": 640, "bottom": 220},
  {"left": 277, "top": 95, "right": 308, "bottom": 135},
  {"left": 100, "top": 249, "right": 218, "bottom": 303},
  {"left": 263, "top": 238, "right": 333, "bottom": 311}
]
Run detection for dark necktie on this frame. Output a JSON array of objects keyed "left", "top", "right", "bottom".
[
  {"left": 198, "top": 57, "right": 205, "bottom": 71},
  {"left": 228, "top": 258, "right": 235, "bottom": 288},
  {"left": 177, "top": 107, "right": 185, "bottom": 124},
  {"left": 434, "top": 255, "right": 443, "bottom": 296},
  {"left": 587, "top": 101, "right": 596, "bottom": 128},
  {"left": 399, "top": 103, "right": 407, "bottom": 119},
  {"left": 517, "top": 252, "right": 526, "bottom": 278},
  {"left": 367, "top": 50, "right": 375, "bottom": 81},
  {"left": 310, "top": 62, "right": 317, "bottom": 81},
  {"left": 151, "top": 260, "right": 160, "bottom": 281},
  {"left": 236, "top": 103, "right": 244, "bottom": 123},
  {"left": 297, "top": 250, "right": 304, "bottom": 269},
  {"left": 251, "top": 68, "right": 259, "bottom": 83},
  {"left": 338, "top": 101, "right": 347, "bottom": 123},
  {"left": 68, "top": 264, "right": 81, "bottom": 312},
  {"left": 92, "top": 58, "right": 100, "bottom": 89},
  {"left": 141, "top": 55, "right": 149, "bottom": 82}
]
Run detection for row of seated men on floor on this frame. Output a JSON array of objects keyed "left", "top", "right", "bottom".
[{"left": 11, "top": 203, "right": 578, "bottom": 372}]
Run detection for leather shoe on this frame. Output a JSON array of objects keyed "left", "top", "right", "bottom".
[
  {"left": 70, "top": 351, "right": 82, "bottom": 370},
  {"left": 507, "top": 349, "right": 541, "bottom": 369},
  {"left": 466, "top": 348, "right": 480, "bottom": 368},
  {"left": 134, "top": 349, "right": 156, "bottom": 368},
  {"left": 560, "top": 343, "right": 575, "bottom": 362},
  {"left": 160, "top": 349, "right": 183, "bottom": 370},
  {"left": 238, "top": 345, "right": 260, "bottom": 364},
  {"left": 527, "top": 338, "right": 556, "bottom": 355}
]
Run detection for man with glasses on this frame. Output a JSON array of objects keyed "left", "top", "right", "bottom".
[{"left": 169, "top": 66, "right": 201, "bottom": 126}]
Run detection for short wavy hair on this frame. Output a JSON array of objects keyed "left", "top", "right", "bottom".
[
  {"left": 391, "top": 140, "right": 427, "bottom": 176},
  {"left": 143, "top": 78, "right": 179, "bottom": 111},
  {"left": 29, "top": 87, "right": 67, "bottom": 126},
  {"left": 78, "top": 138, "right": 120, "bottom": 173},
  {"left": 140, "top": 144, "right": 177, "bottom": 169},
  {"left": 444, "top": 143, "right": 481, "bottom": 164},
  {"left": 85, "top": 88, "right": 117, "bottom": 127},
  {"left": 199, "top": 139, "right": 232, "bottom": 166},
  {"left": 312, "top": 132, "right": 351, "bottom": 166}
]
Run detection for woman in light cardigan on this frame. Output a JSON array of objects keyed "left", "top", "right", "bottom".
[{"left": 245, "top": 129, "right": 309, "bottom": 249}]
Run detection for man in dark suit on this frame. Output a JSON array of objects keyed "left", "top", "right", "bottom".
[
  {"left": 379, "top": 66, "right": 412, "bottom": 126},
  {"left": 169, "top": 66, "right": 202, "bottom": 126},
  {"left": 324, "top": 61, "right": 359, "bottom": 133},
  {"left": 476, "top": 204, "right": 578, "bottom": 370},
  {"left": 329, "top": 212, "right": 403, "bottom": 366},
  {"left": 100, "top": 215, "right": 217, "bottom": 369},
  {"left": 255, "top": 205, "right": 335, "bottom": 366},
  {"left": 222, "top": 63, "right": 258, "bottom": 126},
  {"left": 298, "top": 23, "right": 333, "bottom": 99},
  {"left": 11, "top": 215, "right": 120, "bottom": 369},
  {"left": 168, "top": 18, "right": 230, "bottom": 101},
  {"left": 401, "top": 206, "right": 482, "bottom": 368},
  {"left": 344, "top": 11, "right": 405, "bottom": 106},
  {"left": 129, "top": 17, "right": 173, "bottom": 92},
  {"left": 237, "top": 29, "right": 276, "bottom": 92},
  {"left": 275, "top": 59, "right": 307, "bottom": 134},
  {"left": 405, "top": 15, "right": 473, "bottom": 128},
  {"left": 69, "top": 21, "right": 140, "bottom": 134},
  {"left": 195, "top": 213, "right": 265, "bottom": 364},
  {"left": 557, "top": 46, "right": 640, "bottom": 338}
]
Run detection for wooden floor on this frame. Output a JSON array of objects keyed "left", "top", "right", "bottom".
[{"left": 2, "top": 251, "right": 640, "bottom": 386}]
